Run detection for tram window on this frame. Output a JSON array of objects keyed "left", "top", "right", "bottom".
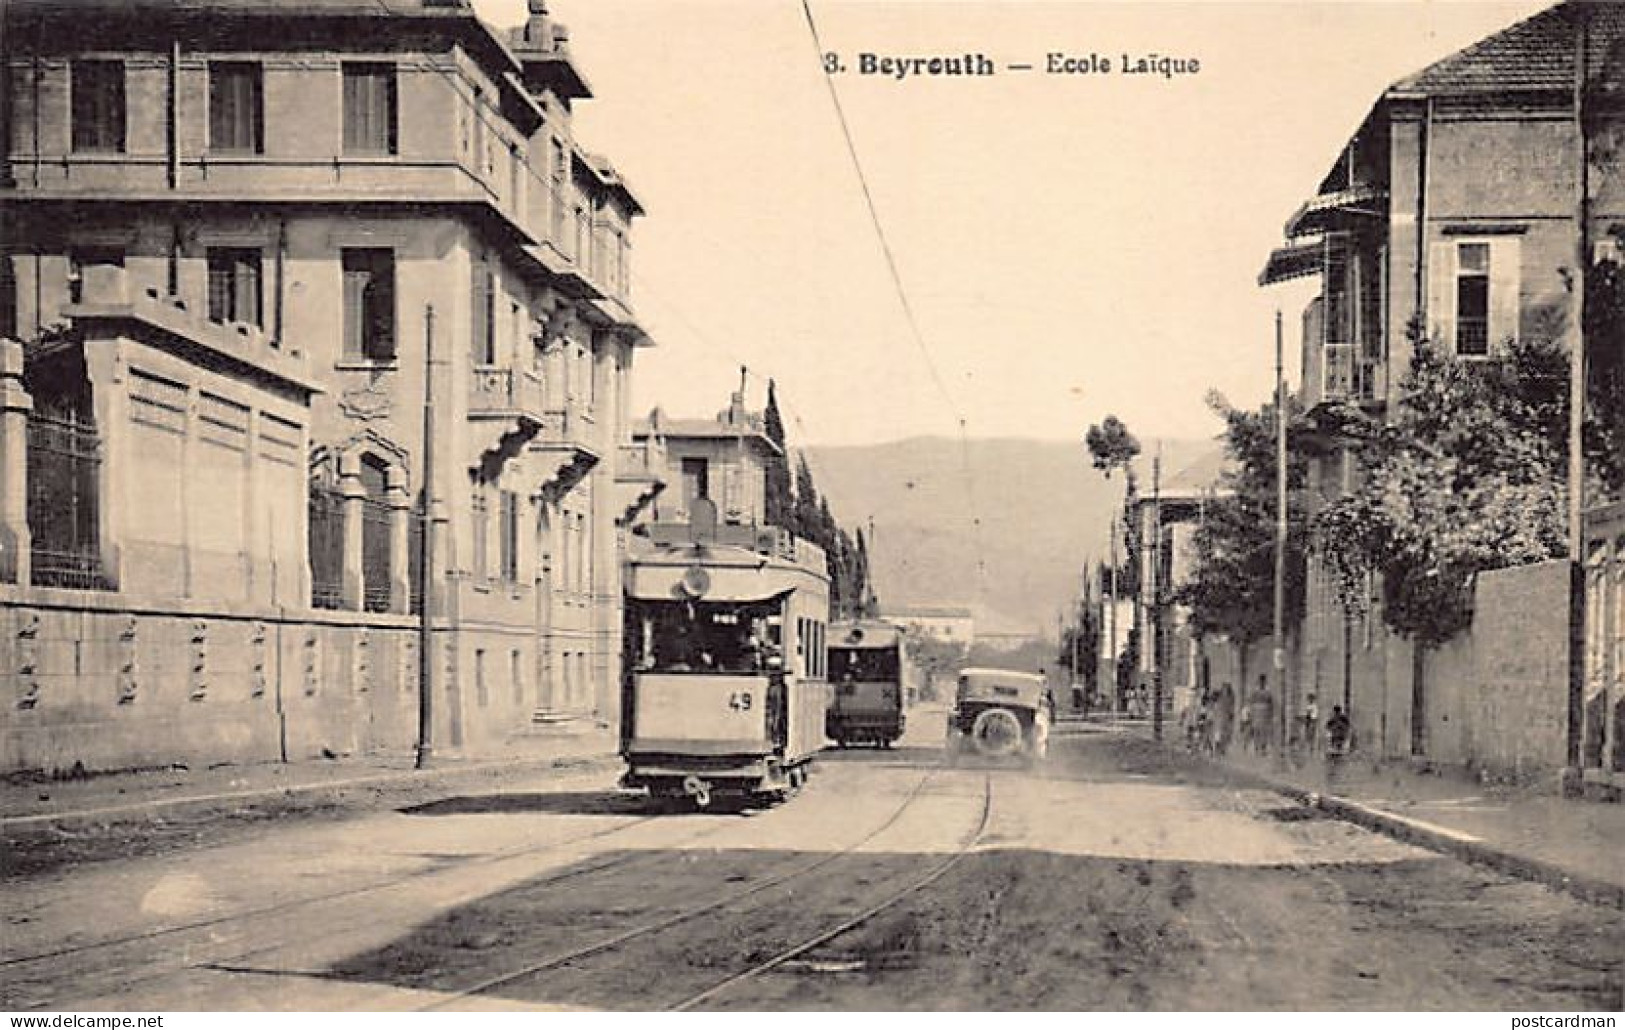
[
  {"left": 631, "top": 600, "right": 781, "bottom": 674},
  {"left": 830, "top": 648, "right": 899, "bottom": 682}
]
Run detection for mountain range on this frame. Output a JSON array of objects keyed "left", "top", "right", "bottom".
[{"left": 805, "top": 436, "right": 1227, "bottom": 638}]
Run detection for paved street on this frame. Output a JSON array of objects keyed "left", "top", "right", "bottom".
[{"left": 3, "top": 710, "right": 1620, "bottom": 1012}]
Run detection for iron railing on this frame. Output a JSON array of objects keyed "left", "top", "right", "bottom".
[
  {"left": 27, "top": 411, "right": 107, "bottom": 590},
  {"left": 361, "top": 493, "right": 392, "bottom": 613},
  {"left": 309, "top": 483, "right": 345, "bottom": 610}
]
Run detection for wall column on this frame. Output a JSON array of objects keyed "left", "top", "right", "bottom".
[
  {"left": 386, "top": 465, "right": 411, "bottom": 615},
  {"left": 0, "top": 338, "right": 32, "bottom": 585},
  {"left": 338, "top": 451, "right": 365, "bottom": 610}
]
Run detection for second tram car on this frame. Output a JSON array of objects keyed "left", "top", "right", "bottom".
[
  {"left": 620, "top": 510, "right": 831, "bottom": 808},
  {"left": 826, "top": 620, "right": 907, "bottom": 748}
]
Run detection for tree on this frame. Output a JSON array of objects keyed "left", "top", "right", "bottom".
[
  {"left": 904, "top": 629, "right": 967, "bottom": 702},
  {"left": 1085, "top": 415, "right": 1141, "bottom": 486},
  {"left": 791, "top": 453, "right": 820, "bottom": 542},
  {"left": 763, "top": 379, "right": 794, "bottom": 530},
  {"left": 854, "top": 528, "right": 879, "bottom": 616},
  {"left": 1060, "top": 601, "right": 1101, "bottom": 690},
  {"left": 1176, "top": 392, "right": 1309, "bottom": 648},
  {"left": 1314, "top": 326, "right": 1570, "bottom": 647}
]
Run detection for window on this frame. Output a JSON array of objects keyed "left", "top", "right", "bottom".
[
  {"left": 72, "top": 61, "right": 125, "bottom": 152},
  {"left": 470, "top": 85, "right": 486, "bottom": 176},
  {"left": 341, "top": 248, "right": 395, "bottom": 362},
  {"left": 499, "top": 490, "right": 519, "bottom": 583},
  {"left": 0, "top": 257, "right": 14, "bottom": 339},
  {"left": 472, "top": 255, "right": 496, "bottom": 365},
  {"left": 360, "top": 456, "right": 392, "bottom": 613},
  {"left": 682, "top": 457, "right": 709, "bottom": 514},
  {"left": 550, "top": 140, "right": 567, "bottom": 244},
  {"left": 472, "top": 490, "right": 490, "bottom": 580},
  {"left": 206, "top": 247, "right": 262, "bottom": 326},
  {"left": 342, "top": 63, "right": 397, "bottom": 155},
  {"left": 1455, "top": 242, "right": 1490, "bottom": 358},
  {"left": 209, "top": 62, "right": 263, "bottom": 154},
  {"left": 1431, "top": 237, "right": 1519, "bottom": 359},
  {"left": 576, "top": 512, "right": 589, "bottom": 594}
]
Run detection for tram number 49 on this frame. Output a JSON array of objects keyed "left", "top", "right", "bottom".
[{"left": 728, "top": 692, "right": 754, "bottom": 712}]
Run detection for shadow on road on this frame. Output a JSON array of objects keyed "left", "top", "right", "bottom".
[
  {"left": 401, "top": 791, "right": 649, "bottom": 818},
  {"left": 319, "top": 844, "right": 1624, "bottom": 1012}
]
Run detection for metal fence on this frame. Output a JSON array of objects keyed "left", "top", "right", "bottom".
[
  {"left": 309, "top": 482, "right": 345, "bottom": 610},
  {"left": 27, "top": 411, "right": 107, "bottom": 590},
  {"left": 361, "top": 493, "right": 392, "bottom": 613}
]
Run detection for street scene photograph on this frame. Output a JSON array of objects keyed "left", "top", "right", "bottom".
[{"left": 1, "top": 0, "right": 1623, "bottom": 1016}]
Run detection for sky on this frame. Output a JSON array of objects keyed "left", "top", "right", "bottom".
[{"left": 472, "top": 0, "right": 1554, "bottom": 448}]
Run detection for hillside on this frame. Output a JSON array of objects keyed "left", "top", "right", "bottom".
[{"left": 805, "top": 436, "right": 1225, "bottom": 638}]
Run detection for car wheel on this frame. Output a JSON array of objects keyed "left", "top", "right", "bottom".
[{"left": 970, "top": 707, "right": 1023, "bottom": 758}]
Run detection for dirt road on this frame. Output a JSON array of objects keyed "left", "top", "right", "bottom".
[{"left": 3, "top": 714, "right": 1620, "bottom": 1011}]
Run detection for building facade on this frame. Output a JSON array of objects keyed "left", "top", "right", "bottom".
[
  {"left": 630, "top": 394, "right": 779, "bottom": 530},
  {"left": 1258, "top": 0, "right": 1624, "bottom": 782},
  {"left": 0, "top": 0, "right": 651, "bottom": 771},
  {"left": 883, "top": 606, "right": 974, "bottom": 648}
]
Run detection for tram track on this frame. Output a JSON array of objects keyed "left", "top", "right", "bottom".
[
  {"left": 669, "top": 771, "right": 993, "bottom": 1010},
  {"left": 2, "top": 786, "right": 748, "bottom": 1009},
  {"left": 413, "top": 766, "right": 984, "bottom": 1012}
]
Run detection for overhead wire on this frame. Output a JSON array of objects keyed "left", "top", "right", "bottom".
[
  {"left": 369, "top": 0, "right": 990, "bottom": 611},
  {"left": 798, "top": 0, "right": 990, "bottom": 608}
]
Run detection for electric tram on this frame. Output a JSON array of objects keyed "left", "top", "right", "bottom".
[
  {"left": 620, "top": 501, "right": 831, "bottom": 808},
  {"left": 825, "top": 619, "right": 908, "bottom": 748}
]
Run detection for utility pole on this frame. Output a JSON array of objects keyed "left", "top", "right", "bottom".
[
  {"left": 1151, "top": 444, "right": 1163, "bottom": 742},
  {"left": 415, "top": 305, "right": 437, "bottom": 770},
  {"left": 1273, "top": 309, "right": 1290, "bottom": 756},
  {"left": 1107, "top": 517, "right": 1118, "bottom": 715},
  {"left": 1566, "top": 4, "right": 1592, "bottom": 776}
]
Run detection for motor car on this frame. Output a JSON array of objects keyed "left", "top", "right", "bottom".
[{"left": 945, "top": 667, "right": 1052, "bottom": 767}]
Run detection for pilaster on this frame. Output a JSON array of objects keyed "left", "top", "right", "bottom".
[
  {"left": 0, "top": 338, "right": 33, "bottom": 585},
  {"left": 386, "top": 465, "right": 411, "bottom": 615},
  {"left": 339, "top": 451, "right": 365, "bottom": 610}
]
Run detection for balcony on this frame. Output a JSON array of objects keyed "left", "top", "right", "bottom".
[
  {"left": 468, "top": 367, "right": 545, "bottom": 422},
  {"left": 531, "top": 402, "right": 601, "bottom": 506},
  {"left": 1321, "top": 343, "right": 1378, "bottom": 405},
  {"left": 615, "top": 440, "right": 666, "bottom": 526}
]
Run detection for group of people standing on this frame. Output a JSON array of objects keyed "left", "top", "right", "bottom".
[{"left": 1183, "top": 676, "right": 1351, "bottom": 760}]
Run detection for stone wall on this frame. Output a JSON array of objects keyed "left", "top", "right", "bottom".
[{"left": 0, "top": 585, "right": 420, "bottom": 774}]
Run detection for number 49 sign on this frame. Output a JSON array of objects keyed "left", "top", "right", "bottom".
[{"left": 728, "top": 692, "right": 753, "bottom": 712}]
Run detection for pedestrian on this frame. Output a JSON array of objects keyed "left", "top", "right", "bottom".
[
  {"left": 1249, "top": 675, "right": 1273, "bottom": 754},
  {"left": 1302, "top": 692, "right": 1320, "bottom": 756},
  {"left": 1325, "top": 704, "right": 1350, "bottom": 754},
  {"left": 1325, "top": 704, "right": 1351, "bottom": 788},
  {"left": 1212, "top": 682, "right": 1234, "bottom": 756}
]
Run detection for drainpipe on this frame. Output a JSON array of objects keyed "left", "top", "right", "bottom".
[
  {"left": 168, "top": 37, "right": 180, "bottom": 190},
  {"left": 274, "top": 218, "right": 287, "bottom": 349}
]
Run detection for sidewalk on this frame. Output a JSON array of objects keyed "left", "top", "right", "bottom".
[
  {"left": 1, "top": 722, "right": 620, "bottom": 830},
  {"left": 1165, "top": 731, "right": 1625, "bottom": 909}
]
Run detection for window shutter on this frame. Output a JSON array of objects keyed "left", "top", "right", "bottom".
[
  {"left": 471, "top": 258, "right": 492, "bottom": 364},
  {"left": 343, "top": 71, "right": 365, "bottom": 151},
  {"left": 236, "top": 253, "right": 260, "bottom": 327},
  {"left": 1427, "top": 240, "right": 1456, "bottom": 351},
  {"left": 1487, "top": 236, "right": 1521, "bottom": 355},
  {"left": 343, "top": 265, "right": 367, "bottom": 358}
]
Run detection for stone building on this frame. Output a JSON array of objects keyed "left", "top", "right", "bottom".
[
  {"left": 0, "top": 0, "right": 651, "bottom": 771},
  {"left": 1257, "top": 0, "right": 1624, "bottom": 783},
  {"left": 630, "top": 393, "right": 779, "bottom": 530},
  {"left": 883, "top": 606, "right": 974, "bottom": 648}
]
